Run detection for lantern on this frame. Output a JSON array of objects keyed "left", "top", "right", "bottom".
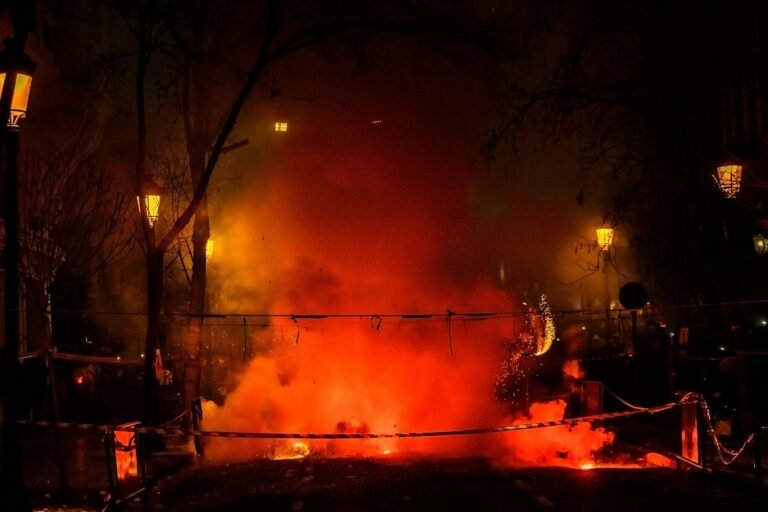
[
  {"left": 714, "top": 164, "right": 743, "bottom": 199},
  {"left": 753, "top": 234, "right": 768, "bottom": 255},
  {"left": 596, "top": 228, "right": 614, "bottom": 250},
  {"left": 0, "top": 44, "right": 36, "bottom": 129},
  {"left": 205, "top": 239, "right": 214, "bottom": 261},
  {"left": 137, "top": 176, "right": 162, "bottom": 227}
]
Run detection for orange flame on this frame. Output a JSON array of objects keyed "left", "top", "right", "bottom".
[{"left": 272, "top": 441, "right": 310, "bottom": 460}]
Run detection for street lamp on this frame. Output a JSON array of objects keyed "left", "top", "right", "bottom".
[
  {"left": 0, "top": 40, "right": 36, "bottom": 367},
  {"left": 714, "top": 163, "right": 743, "bottom": 199},
  {"left": 753, "top": 234, "right": 768, "bottom": 255},
  {"left": 595, "top": 227, "right": 615, "bottom": 343},
  {"left": 137, "top": 176, "right": 162, "bottom": 228},
  {"left": 0, "top": 38, "right": 36, "bottom": 508},
  {"left": 596, "top": 227, "right": 614, "bottom": 250},
  {"left": 205, "top": 239, "right": 214, "bottom": 262},
  {"left": 0, "top": 46, "right": 35, "bottom": 129}
]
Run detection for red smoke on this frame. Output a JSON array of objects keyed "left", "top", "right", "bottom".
[{"left": 204, "top": 97, "right": 614, "bottom": 467}]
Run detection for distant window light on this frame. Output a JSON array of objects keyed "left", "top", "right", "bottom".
[
  {"left": 370, "top": 119, "right": 383, "bottom": 126},
  {"left": 274, "top": 122, "right": 288, "bottom": 132}
]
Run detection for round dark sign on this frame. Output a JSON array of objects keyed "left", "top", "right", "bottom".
[{"left": 619, "top": 282, "right": 648, "bottom": 310}]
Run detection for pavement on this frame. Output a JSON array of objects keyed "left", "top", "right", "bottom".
[
  {"left": 132, "top": 456, "right": 766, "bottom": 512},
  {"left": 16, "top": 412, "right": 767, "bottom": 511},
  {"left": 19, "top": 426, "right": 190, "bottom": 511}
]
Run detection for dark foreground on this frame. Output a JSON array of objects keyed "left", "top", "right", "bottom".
[{"left": 112, "top": 456, "right": 762, "bottom": 512}]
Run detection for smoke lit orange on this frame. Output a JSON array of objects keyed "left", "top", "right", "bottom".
[{"left": 201, "top": 102, "right": 618, "bottom": 470}]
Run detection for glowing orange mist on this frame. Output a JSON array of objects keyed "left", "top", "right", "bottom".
[
  {"left": 496, "top": 400, "right": 614, "bottom": 468},
  {"left": 203, "top": 342, "right": 615, "bottom": 468},
  {"left": 203, "top": 117, "right": 617, "bottom": 469}
]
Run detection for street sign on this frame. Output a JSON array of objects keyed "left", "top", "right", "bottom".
[{"left": 619, "top": 282, "right": 648, "bottom": 310}]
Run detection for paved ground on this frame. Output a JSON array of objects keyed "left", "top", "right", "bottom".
[
  {"left": 121, "top": 456, "right": 764, "bottom": 512},
  {"left": 19, "top": 416, "right": 767, "bottom": 511}
]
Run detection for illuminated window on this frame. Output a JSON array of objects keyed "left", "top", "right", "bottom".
[
  {"left": 370, "top": 119, "right": 383, "bottom": 126},
  {"left": 274, "top": 121, "right": 288, "bottom": 132}
]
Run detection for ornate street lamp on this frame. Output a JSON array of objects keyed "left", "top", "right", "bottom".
[
  {"left": 205, "top": 239, "right": 214, "bottom": 262},
  {"left": 714, "top": 163, "right": 743, "bottom": 199},
  {"left": 1, "top": 37, "right": 37, "bottom": 505},
  {"left": 0, "top": 45, "right": 35, "bottom": 129},
  {"left": 137, "top": 176, "right": 162, "bottom": 228},
  {"left": 596, "top": 227, "right": 614, "bottom": 250},
  {"left": 753, "top": 234, "right": 768, "bottom": 255}
]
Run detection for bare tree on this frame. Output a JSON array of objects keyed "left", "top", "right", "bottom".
[
  {"left": 488, "top": 0, "right": 763, "bottom": 304},
  {"left": 94, "top": 0, "right": 536, "bottom": 425},
  {"left": 19, "top": 152, "right": 132, "bottom": 348}
]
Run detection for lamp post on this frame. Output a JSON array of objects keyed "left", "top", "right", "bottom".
[
  {"left": 0, "top": 40, "right": 35, "bottom": 381},
  {"left": 596, "top": 227, "right": 614, "bottom": 342},
  {"left": 753, "top": 234, "right": 768, "bottom": 255},
  {"left": 596, "top": 227, "right": 614, "bottom": 250},
  {"left": 0, "top": 37, "right": 35, "bottom": 511},
  {"left": 138, "top": 175, "right": 162, "bottom": 228},
  {"left": 714, "top": 163, "right": 743, "bottom": 199},
  {"left": 137, "top": 176, "right": 164, "bottom": 426}
]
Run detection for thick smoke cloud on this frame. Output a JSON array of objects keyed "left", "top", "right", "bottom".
[{"left": 201, "top": 54, "right": 613, "bottom": 464}]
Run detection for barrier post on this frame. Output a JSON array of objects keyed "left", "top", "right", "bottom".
[
  {"left": 103, "top": 422, "right": 146, "bottom": 510},
  {"left": 675, "top": 392, "right": 705, "bottom": 481},
  {"left": 191, "top": 397, "right": 204, "bottom": 457}
]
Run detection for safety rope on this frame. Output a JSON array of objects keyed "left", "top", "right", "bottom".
[
  {"left": 11, "top": 398, "right": 687, "bottom": 440},
  {"left": 698, "top": 398, "right": 756, "bottom": 466}
]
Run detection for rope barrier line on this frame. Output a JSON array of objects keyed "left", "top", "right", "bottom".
[
  {"left": 10, "top": 400, "right": 685, "bottom": 440},
  {"left": 18, "top": 350, "right": 179, "bottom": 365},
  {"left": 598, "top": 382, "right": 652, "bottom": 411},
  {"left": 21, "top": 347, "right": 646, "bottom": 369},
  {"left": 51, "top": 352, "right": 144, "bottom": 366},
  {"left": 698, "top": 397, "right": 756, "bottom": 466},
  {"left": 160, "top": 409, "right": 189, "bottom": 428},
  {"left": 38, "top": 296, "right": 768, "bottom": 320}
]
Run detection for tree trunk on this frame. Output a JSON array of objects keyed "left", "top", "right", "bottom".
[
  {"left": 142, "top": 248, "right": 164, "bottom": 426},
  {"left": 183, "top": 149, "right": 209, "bottom": 422}
]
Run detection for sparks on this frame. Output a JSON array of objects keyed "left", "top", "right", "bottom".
[{"left": 534, "top": 294, "right": 555, "bottom": 355}]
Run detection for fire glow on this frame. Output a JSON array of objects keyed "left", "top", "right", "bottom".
[
  {"left": 272, "top": 441, "right": 311, "bottom": 460},
  {"left": 202, "top": 343, "right": 615, "bottom": 468},
  {"left": 200, "top": 116, "right": 619, "bottom": 470}
]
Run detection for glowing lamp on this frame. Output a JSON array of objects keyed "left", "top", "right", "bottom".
[
  {"left": 753, "top": 234, "right": 768, "bottom": 255},
  {"left": 596, "top": 228, "right": 614, "bottom": 250},
  {"left": 0, "top": 44, "right": 36, "bottom": 129},
  {"left": 714, "top": 164, "right": 742, "bottom": 199},
  {"left": 205, "top": 239, "right": 214, "bottom": 261},
  {"left": 137, "top": 176, "right": 162, "bottom": 227},
  {"left": 274, "top": 121, "right": 288, "bottom": 132}
]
